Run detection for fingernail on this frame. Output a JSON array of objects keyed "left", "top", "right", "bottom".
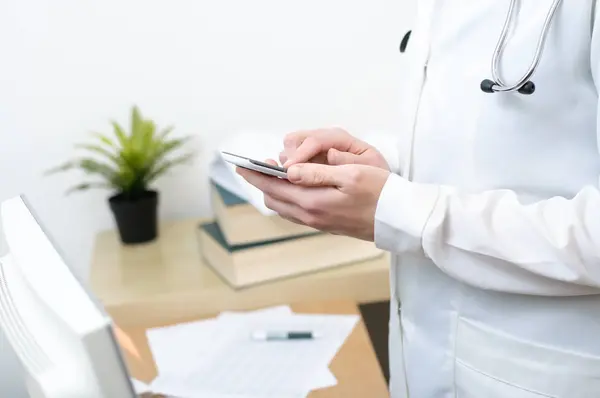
[{"left": 287, "top": 165, "right": 302, "bottom": 181}]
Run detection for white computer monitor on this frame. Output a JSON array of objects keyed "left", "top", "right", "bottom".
[{"left": 0, "top": 195, "right": 137, "bottom": 398}]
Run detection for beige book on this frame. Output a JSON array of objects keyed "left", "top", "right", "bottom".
[
  {"left": 210, "top": 182, "right": 318, "bottom": 245},
  {"left": 197, "top": 221, "right": 383, "bottom": 289}
]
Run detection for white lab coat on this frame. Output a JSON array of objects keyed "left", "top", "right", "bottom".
[{"left": 375, "top": 2, "right": 600, "bottom": 397}]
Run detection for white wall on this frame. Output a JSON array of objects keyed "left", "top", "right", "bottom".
[{"left": 0, "top": 0, "right": 414, "bottom": 395}]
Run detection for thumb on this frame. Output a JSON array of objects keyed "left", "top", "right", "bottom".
[
  {"left": 327, "top": 148, "right": 362, "bottom": 165},
  {"left": 287, "top": 163, "right": 346, "bottom": 187}
]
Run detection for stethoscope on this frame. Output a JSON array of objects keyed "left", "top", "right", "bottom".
[{"left": 399, "top": 0, "right": 564, "bottom": 95}]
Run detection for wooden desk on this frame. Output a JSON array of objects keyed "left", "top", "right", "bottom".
[
  {"left": 89, "top": 218, "right": 391, "bottom": 397},
  {"left": 125, "top": 301, "right": 389, "bottom": 398},
  {"left": 90, "top": 218, "right": 390, "bottom": 327}
]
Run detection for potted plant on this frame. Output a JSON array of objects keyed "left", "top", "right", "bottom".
[{"left": 47, "top": 105, "right": 195, "bottom": 244}]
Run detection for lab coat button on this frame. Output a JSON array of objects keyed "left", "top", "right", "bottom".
[{"left": 400, "top": 30, "right": 411, "bottom": 53}]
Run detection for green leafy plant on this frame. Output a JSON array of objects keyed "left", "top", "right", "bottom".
[{"left": 47, "top": 106, "right": 195, "bottom": 200}]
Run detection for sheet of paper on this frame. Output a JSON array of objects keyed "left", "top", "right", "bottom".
[
  {"left": 166, "top": 313, "right": 358, "bottom": 398},
  {"left": 217, "top": 306, "right": 337, "bottom": 390},
  {"left": 147, "top": 307, "right": 337, "bottom": 391},
  {"left": 130, "top": 378, "right": 150, "bottom": 394},
  {"left": 146, "top": 306, "right": 341, "bottom": 397},
  {"left": 150, "top": 373, "right": 256, "bottom": 398},
  {"left": 146, "top": 317, "right": 223, "bottom": 374},
  {"left": 208, "top": 155, "right": 250, "bottom": 201},
  {"left": 146, "top": 307, "right": 290, "bottom": 378}
]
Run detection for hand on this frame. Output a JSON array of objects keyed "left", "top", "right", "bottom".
[
  {"left": 280, "top": 127, "right": 390, "bottom": 170},
  {"left": 236, "top": 160, "right": 391, "bottom": 241}
]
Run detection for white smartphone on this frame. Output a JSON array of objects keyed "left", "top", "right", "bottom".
[{"left": 221, "top": 151, "right": 288, "bottom": 179}]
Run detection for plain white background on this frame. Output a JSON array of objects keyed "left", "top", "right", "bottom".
[{"left": 0, "top": 0, "right": 414, "bottom": 395}]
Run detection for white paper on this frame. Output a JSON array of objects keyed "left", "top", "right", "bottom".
[
  {"left": 208, "top": 156, "right": 250, "bottom": 201},
  {"left": 216, "top": 306, "right": 337, "bottom": 390},
  {"left": 146, "top": 307, "right": 294, "bottom": 372},
  {"left": 169, "top": 313, "right": 358, "bottom": 398},
  {"left": 130, "top": 378, "right": 150, "bottom": 394},
  {"left": 144, "top": 306, "right": 356, "bottom": 398},
  {"left": 150, "top": 372, "right": 257, "bottom": 398}
]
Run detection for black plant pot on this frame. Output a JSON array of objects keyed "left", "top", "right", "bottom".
[{"left": 108, "top": 190, "right": 158, "bottom": 244}]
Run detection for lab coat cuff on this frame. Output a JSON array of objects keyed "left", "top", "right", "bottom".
[{"left": 374, "top": 173, "right": 440, "bottom": 253}]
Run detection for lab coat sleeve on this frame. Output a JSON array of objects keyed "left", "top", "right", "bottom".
[
  {"left": 373, "top": 12, "right": 600, "bottom": 295},
  {"left": 374, "top": 175, "right": 600, "bottom": 294}
]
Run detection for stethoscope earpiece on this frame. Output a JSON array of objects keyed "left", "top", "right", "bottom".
[
  {"left": 480, "top": 79, "right": 496, "bottom": 93},
  {"left": 517, "top": 81, "right": 535, "bottom": 95},
  {"left": 480, "top": 79, "right": 535, "bottom": 95}
]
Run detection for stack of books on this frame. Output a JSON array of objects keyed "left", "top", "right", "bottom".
[{"left": 198, "top": 163, "right": 383, "bottom": 288}]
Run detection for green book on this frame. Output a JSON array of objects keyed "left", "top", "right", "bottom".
[{"left": 201, "top": 221, "right": 321, "bottom": 252}]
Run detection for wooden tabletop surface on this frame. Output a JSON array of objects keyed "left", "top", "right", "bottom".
[
  {"left": 91, "top": 219, "right": 391, "bottom": 397},
  {"left": 91, "top": 218, "right": 390, "bottom": 328},
  {"left": 126, "top": 300, "right": 389, "bottom": 398}
]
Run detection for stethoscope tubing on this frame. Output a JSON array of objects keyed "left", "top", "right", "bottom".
[{"left": 487, "top": 0, "right": 563, "bottom": 93}]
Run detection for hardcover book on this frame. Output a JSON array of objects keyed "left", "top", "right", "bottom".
[
  {"left": 210, "top": 181, "right": 318, "bottom": 245},
  {"left": 197, "top": 221, "right": 383, "bottom": 288}
]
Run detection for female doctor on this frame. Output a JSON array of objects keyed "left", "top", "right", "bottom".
[{"left": 237, "top": 1, "right": 600, "bottom": 397}]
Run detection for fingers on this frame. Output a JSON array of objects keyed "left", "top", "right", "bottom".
[
  {"left": 263, "top": 194, "right": 305, "bottom": 225},
  {"left": 282, "top": 128, "right": 370, "bottom": 167},
  {"left": 238, "top": 162, "right": 345, "bottom": 216},
  {"left": 283, "top": 136, "right": 325, "bottom": 168},
  {"left": 287, "top": 163, "right": 352, "bottom": 187},
  {"left": 237, "top": 165, "right": 311, "bottom": 203},
  {"left": 279, "top": 151, "right": 288, "bottom": 165},
  {"left": 327, "top": 148, "right": 362, "bottom": 165},
  {"left": 282, "top": 141, "right": 327, "bottom": 166},
  {"left": 263, "top": 191, "right": 338, "bottom": 232},
  {"left": 238, "top": 161, "right": 352, "bottom": 233},
  {"left": 283, "top": 132, "right": 304, "bottom": 152},
  {"left": 283, "top": 130, "right": 314, "bottom": 152},
  {"left": 281, "top": 130, "right": 314, "bottom": 166}
]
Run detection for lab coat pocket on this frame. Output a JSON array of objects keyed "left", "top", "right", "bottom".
[{"left": 454, "top": 317, "right": 600, "bottom": 398}]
